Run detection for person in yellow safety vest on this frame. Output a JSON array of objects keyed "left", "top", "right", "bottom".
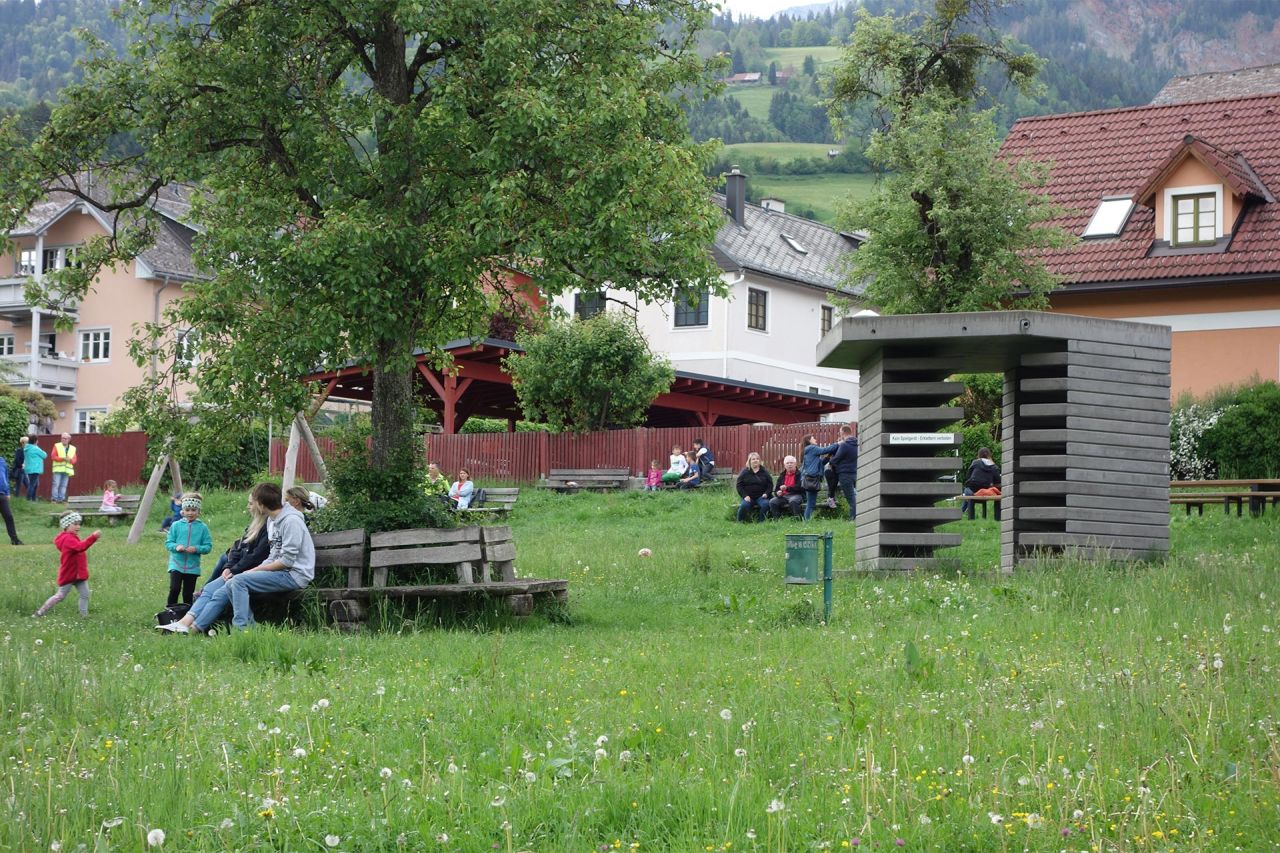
[{"left": 51, "top": 432, "right": 77, "bottom": 504}]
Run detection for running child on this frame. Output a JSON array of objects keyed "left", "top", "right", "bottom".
[
  {"left": 33, "top": 511, "right": 101, "bottom": 617},
  {"left": 165, "top": 492, "right": 212, "bottom": 606}
]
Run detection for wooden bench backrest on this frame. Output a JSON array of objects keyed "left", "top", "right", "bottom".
[
  {"left": 549, "top": 468, "right": 629, "bottom": 478},
  {"left": 66, "top": 495, "right": 142, "bottom": 509},
  {"left": 481, "top": 525, "right": 517, "bottom": 582},
  {"left": 313, "top": 527, "right": 367, "bottom": 587},
  {"left": 368, "top": 526, "right": 483, "bottom": 586},
  {"left": 480, "top": 488, "right": 520, "bottom": 507}
]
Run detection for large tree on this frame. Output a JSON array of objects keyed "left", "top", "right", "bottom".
[
  {"left": 831, "top": 0, "right": 1072, "bottom": 313},
  {"left": 0, "top": 0, "right": 724, "bottom": 474}
]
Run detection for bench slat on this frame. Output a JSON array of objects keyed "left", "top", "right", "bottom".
[
  {"left": 369, "top": 543, "right": 483, "bottom": 567},
  {"left": 313, "top": 528, "right": 366, "bottom": 547},
  {"left": 315, "top": 545, "right": 366, "bottom": 568},
  {"left": 371, "top": 527, "right": 481, "bottom": 548}
]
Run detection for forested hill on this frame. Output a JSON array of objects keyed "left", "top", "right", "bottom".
[{"left": 3, "top": 0, "right": 1280, "bottom": 147}]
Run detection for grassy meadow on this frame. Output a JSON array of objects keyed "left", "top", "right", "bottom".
[
  {"left": 722, "top": 142, "right": 841, "bottom": 163},
  {"left": 1, "top": 486, "right": 1278, "bottom": 851},
  {"left": 746, "top": 172, "right": 879, "bottom": 224}
]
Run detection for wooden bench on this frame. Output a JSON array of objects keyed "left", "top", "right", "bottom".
[
  {"left": 459, "top": 487, "right": 520, "bottom": 516},
  {"left": 50, "top": 494, "right": 141, "bottom": 526},
  {"left": 950, "top": 493, "right": 1004, "bottom": 519},
  {"left": 1170, "top": 489, "right": 1280, "bottom": 516},
  {"left": 320, "top": 525, "right": 566, "bottom": 628},
  {"left": 539, "top": 468, "right": 631, "bottom": 492}
]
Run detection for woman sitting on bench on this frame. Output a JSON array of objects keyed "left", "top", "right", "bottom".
[
  {"left": 449, "top": 468, "right": 476, "bottom": 509},
  {"left": 962, "top": 447, "right": 1001, "bottom": 520}
]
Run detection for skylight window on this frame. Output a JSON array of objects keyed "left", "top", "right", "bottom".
[
  {"left": 780, "top": 233, "right": 807, "bottom": 254},
  {"left": 1082, "top": 197, "right": 1134, "bottom": 238}
]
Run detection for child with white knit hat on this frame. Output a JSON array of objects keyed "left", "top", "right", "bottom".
[{"left": 33, "top": 511, "right": 101, "bottom": 617}]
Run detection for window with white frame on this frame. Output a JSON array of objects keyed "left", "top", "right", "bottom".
[
  {"left": 75, "top": 408, "right": 107, "bottom": 434},
  {"left": 79, "top": 329, "right": 111, "bottom": 362},
  {"left": 42, "top": 246, "right": 80, "bottom": 273},
  {"left": 0, "top": 335, "right": 13, "bottom": 357},
  {"left": 574, "top": 291, "right": 606, "bottom": 320},
  {"left": 797, "top": 381, "right": 833, "bottom": 396},
  {"left": 820, "top": 305, "right": 834, "bottom": 337},
  {"left": 16, "top": 249, "right": 37, "bottom": 276},
  {"left": 175, "top": 329, "right": 201, "bottom": 368},
  {"left": 747, "top": 287, "right": 768, "bottom": 332},
  {"left": 1163, "top": 184, "right": 1223, "bottom": 247}
]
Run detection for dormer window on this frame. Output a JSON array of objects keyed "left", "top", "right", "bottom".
[
  {"left": 1082, "top": 197, "right": 1134, "bottom": 238},
  {"left": 1171, "top": 191, "right": 1217, "bottom": 246}
]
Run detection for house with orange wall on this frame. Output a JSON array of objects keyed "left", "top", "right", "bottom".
[
  {"left": 999, "top": 88, "right": 1280, "bottom": 401},
  {"left": 0, "top": 185, "right": 198, "bottom": 433}
]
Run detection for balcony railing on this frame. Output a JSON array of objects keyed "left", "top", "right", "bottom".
[
  {"left": 0, "top": 276, "right": 80, "bottom": 320},
  {"left": 0, "top": 354, "right": 79, "bottom": 398}
]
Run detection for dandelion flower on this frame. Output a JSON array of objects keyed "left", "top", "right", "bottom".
[
  {"left": 325, "top": 835, "right": 340, "bottom": 848},
  {"left": 595, "top": 735, "right": 609, "bottom": 747},
  {"left": 101, "top": 817, "right": 124, "bottom": 830},
  {"left": 278, "top": 704, "right": 291, "bottom": 713},
  {"left": 619, "top": 750, "right": 632, "bottom": 762},
  {"left": 523, "top": 771, "right": 537, "bottom": 782},
  {"left": 989, "top": 813, "right": 1004, "bottom": 825},
  {"left": 766, "top": 799, "right": 785, "bottom": 814},
  {"left": 147, "top": 829, "right": 165, "bottom": 847},
  {"left": 219, "top": 819, "right": 234, "bottom": 831},
  {"left": 720, "top": 709, "right": 732, "bottom": 721},
  {"left": 491, "top": 795, "right": 506, "bottom": 807},
  {"left": 1025, "top": 813, "right": 1045, "bottom": 829},
  {"left": 133, "top": 664, "right": 143, "bottom": 672},
  {"left": 1072, "top": 809, "right": 1084, "bottom": 820},
  {"left": 293, "top": 747, "right": 307, "bottom": 758},
  {"left": 961, "top": 754, "right": 974, "bottom": 765},
  {"left": 380, "top": 767, "right": 393, "bottom": 779},
  {"left": 50, "top": 841, "right": 62, "bottom": 851},
  {"left": 435, "top": 832, "right": 449, "bottom": 843},
  {"left": 447, "top": 762, "right": 459, "bottom": 774},
  {"left": 746, "top": 829, "right": 757, "bottom": 840},
  {"left": 734, "top": 748, "right": 747, "bottom": 758},
  {"left": 594, "top": 748, "right": 607, "bottom": 761},
  {"left": 316, "top": 698, "right": 330, "bottom": 709}
]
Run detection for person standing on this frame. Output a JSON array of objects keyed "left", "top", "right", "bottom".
[
  {"left": 829, "top": 425, "right": 859, "bottom": 521},
  {"left": 0, "top": 454, "right": 22, "bottom": 545},
  {"left": 799, "top": 434, "right": 840, "bottom": 521},
  {"left": 11, "top": 435, "right": 28, "bottom": 497},
  {"left": 23, "top": 438, "right": 47, "bottom": 500},
  {"left": 165, "top": 492, "right": 213, "bottom": 606},
  {"left": 51, "top": 432, "right": 77, "bottom": 504}
]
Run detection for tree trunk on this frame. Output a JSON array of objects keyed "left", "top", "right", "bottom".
[{"left": 370, "top": 344, "right": 417, "bottom": 471}]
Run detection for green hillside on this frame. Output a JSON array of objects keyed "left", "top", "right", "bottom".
[
  {"left": 722, "top": 142, "right": 837, "bottom": 163},
  {"left": 746, "top": 172, "right": 879, "bottom": 225},
  {"left": 763, "top": 45, "right": 842, "bottom": 71}
]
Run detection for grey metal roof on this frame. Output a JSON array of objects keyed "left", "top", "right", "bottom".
[
  {"left": 711, "top": 193, "right": 864, "bottom": 294},
  {"left": 139, "top": 217, "right": 199, "bottom": 279},
  {"left": 1150, "top": 63, "right": 1280, "bottom": 105}
]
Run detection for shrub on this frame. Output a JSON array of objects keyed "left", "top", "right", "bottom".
[
  {"left": 1169, "top": 403, "right": 1222, "bottom": 480},
  {"left": 1200, "top": 381, "right": 1280, "bottom": 479},
  {"left": 309, "top": 424, "right": 455, "bottom": 534},
  {"left": 0, "top": 396, "right": 28, "bottom": 466},
  {"left": 145, "top": 425, "right": 269, "bottom": 490}
]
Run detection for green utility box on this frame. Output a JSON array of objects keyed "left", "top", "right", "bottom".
[{"left": 784, "top": 534, "right": 821, "bottom": 584}]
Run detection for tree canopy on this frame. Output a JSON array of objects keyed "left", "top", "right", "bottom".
[
  {"left": 831, "top": 0, "right": 1072, "bottom": 314},
  {"left": 506, "top": 312, "right": 674, "bottom": 433},
  {"left": 0, "top": 0, "right": 725, "bottom": 476}
]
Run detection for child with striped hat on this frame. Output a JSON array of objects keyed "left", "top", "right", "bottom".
[{"left": 33, "top": 511, "right": 101, "bottom": 617}]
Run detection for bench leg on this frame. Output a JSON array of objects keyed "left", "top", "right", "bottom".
[
  {"left": 329, "top": 599, "right": 367, "bottom": 632},
  {"left": 505, "top": 594, "right": 534, "bottom": 617},
  {"left": 456, "top": 561, "right": 474, "bottom": 584}
]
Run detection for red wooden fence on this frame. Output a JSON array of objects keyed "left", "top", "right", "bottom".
[
  {"left": 17, "top": 431, "right": 150, "bottom": 499},
  {"left": 270, "top": 422, "right": 853, "bottom": 485}
]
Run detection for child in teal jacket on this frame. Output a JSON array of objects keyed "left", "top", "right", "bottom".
[{"left": 165, "top": 492, "right": 212, "bottom": 606}]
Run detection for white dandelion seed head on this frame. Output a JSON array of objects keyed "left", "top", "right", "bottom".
[
  {"left": 523, "top": 771, "right": 537, "bottom": 783},
  {"left": 146, "top": 829, "right": 165, "bottom": 847},
  {"left": 50, "top": 841, "right": 61, "bottom": 851},
  {"left": 375, "top": 685, "right": 386, "bottom": 696},
  {"left": 435, "top": 832, "right": 449, "bottom": 843},
  {"left": 619, "top": 750, "right": 632, "bottom": 762},
  {"left": 34, "top": 639, "right": 43, "bottom": 646},
  {"left": 918, "top": 814, "right": 932, "bottom": 825},
  {"left": 316, "top": 698, "right": 330, "bottom": 709},
  {"left": 720, "top": 709, "right": 732, "bottom": 721},
  {"left": 490, "top": 796, "right": 505, "bottom": 808},
  {"left": 595, "top": 735, "right": 608, "bottom": 746},
  {"left": 1024, "top": 813, "right": 1045, "bottom": 829},
  {"left": 989, "top": 812, "right": 1003, "bottom": 825},
  {"left": 380, "top": 767, "right": 393, "bottom": 779},
  {"left": 101, "top": 817, "right": 124, "bottom": 830},
  {"left": 133, "top": 664, "right": 143, "bottom": 672},
  {"left": 268, "top": 727, "right": 281, "bottom": 735},
  {"left": 594, "top": 748, "right": 607, "bottom": 760},
  {"left": 277, "top": 704, "right": 291, "bottom": 713},
  {"left": 766, "top": 799, "right": 785, "bottom": 814},
  {"left": 1072, "top": 809, "right": 1084, "bottom": 820},
  {"left": 325, "top": 835, "right": 340, "bottom": 848},
  {"left": 293, "top": 747, "right": 307, "bottom": 758},
  {"left": 734, "top": 748, "right": 747, "bottom": 758},
  {"left": 746, "top": 829, "right": 757, "bottom": 840},
  {"left": 447, "top": 762, "right": 459, "bottom": 774},
  {"left": 961, "top": 754, "right": 974, "bottom": 765}
]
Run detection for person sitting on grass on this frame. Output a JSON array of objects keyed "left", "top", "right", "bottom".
[
  {"left": 735, "top": 452, "right": 772, "bottom": 523},
  {"left": 769, "top": 455, "right": 804, "bottom": 519},
  {"left": 660, "top": 445, "right": 687, "bottom": 485},
  {"left": 676, "top": 451, "right": 701, "bottom": 490},
  {"left": 159, "top": 482, "right": 314, "bottom": 634}
]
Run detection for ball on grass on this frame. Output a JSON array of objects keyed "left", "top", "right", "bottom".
[{"left": 637, "top": 548, "right": 652, "bottom": 557}]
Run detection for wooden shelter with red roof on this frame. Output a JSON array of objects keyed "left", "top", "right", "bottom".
[{"left": 999, "top": 88, "right": 1280, "bottom": 398}]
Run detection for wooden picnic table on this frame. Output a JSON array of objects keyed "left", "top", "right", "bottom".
[{"left": 1170, "top": 479, "right": 1280, "bottom": 516}]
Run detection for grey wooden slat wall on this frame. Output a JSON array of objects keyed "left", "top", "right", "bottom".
[{"left": 817, "top": 311, "right": 1172, "bottom": 573}]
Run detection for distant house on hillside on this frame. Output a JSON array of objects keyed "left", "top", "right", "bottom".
[
  {"left": 727, "top": 72, "right": 761, "bottom": 84},
  {"left": 1150, "top": 62, "right": 1280, "bottom": 105},
  {"left": 550, "top": 168, "right": 866, "bottom": 422},
  {"left": 998, "top": 85, "right": 1280, "bottom": 399}
]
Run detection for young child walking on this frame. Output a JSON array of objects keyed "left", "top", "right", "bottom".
[
  {"left": 33, "top": 511, "right": 101, "bottom": 617},
  {"left": 165, "top": 492, "right": 212, "bottom": 606},
  {"left": 99, "top": 479, "right": 121, "bottom": 513}
]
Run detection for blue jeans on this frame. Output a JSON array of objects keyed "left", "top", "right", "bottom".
[
  {"left": 25, "top": 473, "right": 39, "bottom": 500},
  {"left": 227, "top": 571, "right": 302, "bottom": 629},
  {"left": 50, "top": 472, "right": 69, "bottom": 502},
  {"left": 803, "top": 488, "right": 819, "bottom": 521},
  {"left": 838, "top": 473, "right": 857, "bottom": 521},
  {"left": 190, "top": 576, "right": 233, "bottom": 631},
  {"left": 736, "top": 495, "right": 770, "bottom": 523}
]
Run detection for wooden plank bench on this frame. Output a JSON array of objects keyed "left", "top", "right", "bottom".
[
  {"left": 538, "top": 468, "right": 631, "bottom": 492},
  {"left": 50, "top": 494, "right": 141, "bottom": 526},
  {"left": 949, "top": 493, "right": 1003, "bottom": 519},
  {"left": 1170, "top": 479, "right": 1280, "bottom": 516},
  {"left": 321, "top": 524, "right": 566, "bottom": 628},
  {"left": 459, "top": 487, "right": 520, "bottom": 516}
]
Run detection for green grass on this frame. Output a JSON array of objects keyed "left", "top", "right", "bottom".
[
  {"left": 722, "top": 142, "right": 841, "bottom": 163},
  {"left": 746, "top": 172, "right": 880, "bottom": 224},
  {"left": 2, "top": 488, "right": 1279, "bottom": 851},
  {"left": 764, "top": 46, "right": 844, "bottom": 71},
  {"left": 723, "top": 83, "right": 777, "bottom": 119}
]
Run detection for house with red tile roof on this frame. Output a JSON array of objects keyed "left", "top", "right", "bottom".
[{"left": 999, "top": 91, "right": 1280, "bottom": 398}]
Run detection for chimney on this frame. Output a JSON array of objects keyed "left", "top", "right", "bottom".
[{"left": 725, "top": 165, "right": 746, "bottom": 225}]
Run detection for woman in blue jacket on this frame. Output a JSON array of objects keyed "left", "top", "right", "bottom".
[{"left": 799, "top": 434, "right": 840, "bottom": 521}]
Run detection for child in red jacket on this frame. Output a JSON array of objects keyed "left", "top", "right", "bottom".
[{"left": 33, "top": 511, "right": 101, "bottom": 618}]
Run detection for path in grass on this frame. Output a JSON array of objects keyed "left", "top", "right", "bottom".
[{"left": 0, "top": 487, "right": 1276, "bottom": 850}]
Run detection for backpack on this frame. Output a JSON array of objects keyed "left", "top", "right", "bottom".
[
  {"left": 472, "top": 488, "right": 488, "bottom": 507},
  {"left": 155, "top": 602, "right": 190, "bottom": 625}
]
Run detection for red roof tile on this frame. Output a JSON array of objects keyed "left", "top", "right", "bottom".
[{"left": 999, "top": 93, "right": 1280, "bottom": 287}]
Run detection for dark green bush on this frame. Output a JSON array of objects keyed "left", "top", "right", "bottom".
[
  {"left": 145, "top": 425, "right": 269, "bottom": 490},
  {"left": 1200, "top": 381, "right": 1280, "bottom": 478},
  {"left": 0, "top": 396, "right": 28, "bottom": 468},
  {"left": 308, "top": 424, "right": 455, "bottom": 534}
]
